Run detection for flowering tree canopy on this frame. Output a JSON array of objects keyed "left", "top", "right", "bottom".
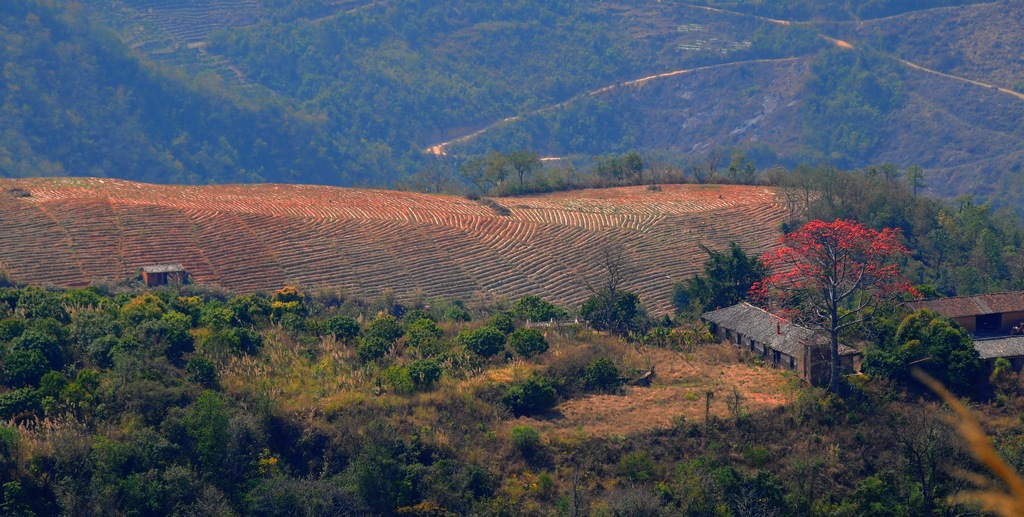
[{"left": 752, "top": 219, "right": 919, "bottom": 389}]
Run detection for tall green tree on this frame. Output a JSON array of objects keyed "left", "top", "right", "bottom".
[
  {"left": 672, "top": 242, "right": 766, "bottom": 314},
  {"left": 863, "top": 309, "right": 981, "bottom": 394},
  {"left": 506, "top": 150, "right": 542, "bottom": 188}
]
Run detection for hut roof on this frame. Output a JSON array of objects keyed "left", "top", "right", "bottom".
[
  {"left": 973, "top": 336, "right": 1024, "bottom": 360},
  {"left": 906, "top": 292, "right": 1024, "bottom": 318},
  {"left": 141, "top": 264, "right": 185, "bottom": 274},
  {"left": 701, "top": 302, "right": 858, "bottom": 357}
]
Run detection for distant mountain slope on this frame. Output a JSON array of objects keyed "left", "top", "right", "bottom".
[
  {"left": 854, "top": 1, "right": 1024, "bottom": 89},
  {"left": 0, "top": 179, "right": 785, "bottom": 313},
  {"left": 2, "top": 1, "right": 1022, "bottom": 210},
  {"left": 0, "top": 1, "right": 362, "bottom": 185}
]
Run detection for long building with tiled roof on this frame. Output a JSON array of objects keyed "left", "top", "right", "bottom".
[{"left": 701, "top": 302, "right": 860, "bottom": 385}]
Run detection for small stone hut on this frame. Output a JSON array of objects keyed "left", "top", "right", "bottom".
[{"left": 141, "top": 264, "right": 187, "bottom": 287}]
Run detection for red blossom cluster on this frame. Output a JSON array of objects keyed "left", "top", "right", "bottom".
[{"left": 752, "top": 219, "right": 919, "bottom": 327}]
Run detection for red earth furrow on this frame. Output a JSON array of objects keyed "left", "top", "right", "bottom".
[
  {"left": 191, "top": 211, "right": 287, "bottom": 292},
  {"left": 436, "top": 230, "right": 543, "bottom": 300},
  {"left": 278, "top": 218, "right": 374, "bottom": 294},
  {"left": 0, "top": 179, "right": 788, "bottom": 313},
  {"left": 0, "top": 197, "right": 88, "bottom": 287},
  {"left": 236, "top": 214, "right": 339, "bottom": 290},
  {"left": 379, "top": 222, "right": 480, "bottom": 298},
  {"left": 322, "top": 219, "right": 421, "bottom": 298},
  {"left": 116, "top": 204, "right": 217, "bottom": 283},
  {"left": 42, "top": 199, "right": 125, "bottom": 283},
  {"left": 494, "top": 229, "right": 599, "bottom": 304}
]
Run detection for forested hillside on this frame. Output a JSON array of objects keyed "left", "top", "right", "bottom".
[{"left": 2, "top": 0, "right": 1023, "bottom": 209}]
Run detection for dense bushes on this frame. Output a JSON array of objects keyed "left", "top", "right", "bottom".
[
  {"left": 457, "top": 326, "right": 507, "bottom": 358},
  {"left": 0, "top": 278, "right": 1018, "bottom": 515},
  {"left": 502, "top": 376, "right": 558, "bottom": 416},
  {"left": 509, "top": 328, "right": 549, "bottom": 358},
  {"left": 864, "top": 309, "right": 982, "bottom": 394}
]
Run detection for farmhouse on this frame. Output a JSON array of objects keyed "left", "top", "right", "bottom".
[
  {"left": 907, "top": 292, "right": 1024, "bottom": 368},
  {"left": 702, "top": 302, "right": 861, "bottom": 385},
  {"left": 906, "top": 292, "right": 1024, "bottom": 336},
  {"left": 141, "top": 264, "right": 188, "bottom": 287}
]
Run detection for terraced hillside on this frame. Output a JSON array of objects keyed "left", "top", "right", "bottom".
[{"left": 0, "top": 179, "right": 786, "bottom": 313}]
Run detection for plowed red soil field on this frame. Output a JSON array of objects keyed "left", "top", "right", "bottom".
[{"left": 0, "top": 178, "right": 786, "bottom": 312}]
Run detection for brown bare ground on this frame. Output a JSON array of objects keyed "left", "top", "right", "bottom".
[{"left": 0, "top": 178, "right": 785, "bottom": 312}]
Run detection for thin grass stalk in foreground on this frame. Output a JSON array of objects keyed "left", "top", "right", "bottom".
[{"left": 911, "top": 368, "right": 1024, "bottom": 516}]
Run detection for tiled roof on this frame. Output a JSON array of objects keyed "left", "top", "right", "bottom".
[
  {"left": 701, "top": 302, "right": 858, "bottom": 357},
  {"left": 974, "top": 336, "right": 1024, "bottom": 360},
  {"left": 907, "top": 292, "right": 1024, "bottom": 318},
  {"left": 141, "top": 264, "right": 185, "bottom": 274}
]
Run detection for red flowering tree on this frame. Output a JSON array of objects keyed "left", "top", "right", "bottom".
[{"left": 752, "top": 219, "right": 919, "bottom": 389}]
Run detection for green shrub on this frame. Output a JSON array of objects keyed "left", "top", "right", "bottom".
[
  {"left": 443, "top": 304, "right": 471, "bottom": 322},
  {"left": 402, "top": 309, "right": 434, "bottom": 324},
  {"left": 88, "top": 335, "right": 119, "bottom": 366},
  {"left": 405, "top": 319, "right": 444, "bottom": 351},
  {"left": 408, "top": 359, "right": 442, "bottom": 390},
  {"left": 120, "top": 293, "right": 167, "bottom": 324},
  {"left": 16, "top": 287, "right": 69, "bottom": 323},
  {"left": 381, "top": 365, "right": 415, "bottom": 395},
  {"left": 585, "top": 357, "right": 622, "bottom": 393},
  {"left": 197, "top": 329, "right": 242, "bottom": 360},
  {"left": 228, "top": 293, "right": 272, "bottom": 327},
  {"left": 502, "top": 376, "right": 557, "bottom": 416},
  {"left": 509, "top": 328, "right": 549, "bottom": 358},
  {"left": 618, "top": 451, "right": 657, "bottom": 483},
  {"left": 9, "top": 330, "right": 64, "bottom": 371},
  {"left": 325, "top": 315, "right": 360, "bottom": 342},
  {"left": 743, "top": 446, "right": 771, "bottom": 467},
  {"left": 199, "top": 305, "right": 234, "bottom": 331},
  {"left": 458, "top": 326, "right": 506, "bottom": 358},
  {"left": 510, "top": 425, "right": 543, "bottom": 458},
  {"left": 0, "top": 319, "right": 25, "bottom": 342},
  {"left": 488, "top": 311, "right": 515, "bottom": 334},
  {"left": 358, "top": 336, "right": 392, "bottom": 363},
  {"left": 364, "top": 315, "right": 404, "bottom": 343},
  {"left": 512, "top": 296, "right": 565, "bottom": 322},
  {"left": 0, "top": 388, "right": 40, "bottom": 420},
  {"left": 185, "top": 391, "right": 230, "bottom": 473},
  {"left": 2, "top": 349, "right": 49, "bottom": 388},
  {"left": 235, "top": 327, "right": 264, "bottom": 355},
  {"left": 37, "top": 370, "right": 68, "bottom": 399},
  {"left": 185, "top": 357, "right": 218, "bottom": 387}
]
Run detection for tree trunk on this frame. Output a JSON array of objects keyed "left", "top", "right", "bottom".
[{"left": 830, "top": 302, "right": 841, "bottom": 390}]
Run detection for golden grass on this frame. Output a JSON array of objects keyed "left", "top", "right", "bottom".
[
  {"left": 516, "top": 344, "right": 796, "bottom": 438},
  {"left": 219, "top": 329, "right": 367, "bottom": 413},
  {"left": 912, "top": 369, "right": 1024, "bottom": 516}
]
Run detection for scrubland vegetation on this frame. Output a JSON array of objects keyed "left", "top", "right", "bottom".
[{"left": 1, "top": 211, "right": 1023, "bottom": 516}]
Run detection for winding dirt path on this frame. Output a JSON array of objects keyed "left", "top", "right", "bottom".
[
  {"left": 425, "top": 57, "right": 803, "bottom": 155},
  {"left": 892, "top": 56, "right": 1024, "bottom": 102},
  {"left": 425, "top": 1, "right": 1020, "bottom": 156},
  {"left": 677, "top": 3, "right": 793, "bottom": 26}
]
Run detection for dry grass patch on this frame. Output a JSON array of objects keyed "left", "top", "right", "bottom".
[
  {"left": 219, "top": 329, "right": 367, "bottom": 413},
  {"left": 516, "top": 344, "right": 798, "bottom": 438}
]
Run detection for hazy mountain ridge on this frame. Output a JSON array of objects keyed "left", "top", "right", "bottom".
[{"left": 1, "top": 0, "right": 1022, "bottom": 208}]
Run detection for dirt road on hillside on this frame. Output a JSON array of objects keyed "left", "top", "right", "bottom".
[{"left": 426, "top": 57, "right": 803, "bottom": 155}]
